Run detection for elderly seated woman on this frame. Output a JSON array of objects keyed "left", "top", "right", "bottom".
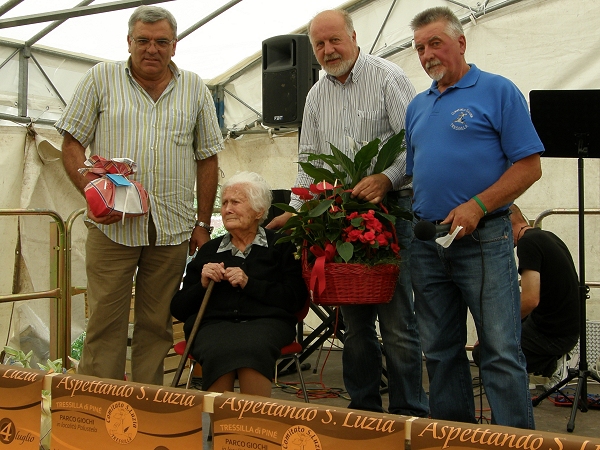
[{"left": 170, "top": 171, "right": 307, "bottom": 396}]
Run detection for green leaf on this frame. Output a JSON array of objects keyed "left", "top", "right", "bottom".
[
  {"left": 304, "top": 222, "right": 327, "bottom": 232},
  {"left": 279, "top": 217, "right": 303, "bottom": 232},
  {"left": 306, "top": 153, "right": 338, "bottom": 168},
  {"left": 373, "top": 130, "right": 405, "bottom": 174},
  {"left": 328, "top": 210, "right": 345, "bottom": 220},
  {"left": 376, "top": 211, "right": 397, "bottom": 225},
  {"left": 298, "top": 162, "right": 336, "bottom": 184},
  {"left": 49, "top": 358, "right": 63, "bottom": 372},
  {"left": 344, "top": 200, "right": 377, "bottom": 211},
  {"left": 336, "top": 241, "right": 354, "bottom": 263},
  {"left": 329, "top": 143, "right": 356, "bottom": 182},
  {"left": 306, "top": 153, "right": 348, "bottom": 183},
  {"left": 4, "top": 347, "right": 34, "bottom": 368},
  {"left": 4, "top": 346, "right": 19, "bottom": 357},
  {"left": 273, "top": 202, "right": 296, "bottom": 213},
  {"left": 350, "top": 216, "right": 364, "bottom": 227},
  {"left": 352, "top": 139, "right": 380, "bottom": 185},
  {"left": 299, "top": 198, "right": 322, "bottom": 212},
  {"left": 275, "top": 235, "right": 295, "bottom": 244},
  {"left": 308, "top": 199, "right": 334, "bottom": 217}
]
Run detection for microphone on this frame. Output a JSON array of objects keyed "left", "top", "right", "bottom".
[{"left": 414, "top": 220, "right": 451, "bottom": 240}]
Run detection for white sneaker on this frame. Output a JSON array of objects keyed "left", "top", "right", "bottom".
[{"left": 543, "top": 354, "right": 569, "bottom": 391}]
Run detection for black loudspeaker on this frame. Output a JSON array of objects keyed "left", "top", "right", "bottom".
[{"left": 262, "top": 34, "right": 320, "bottom": 128}]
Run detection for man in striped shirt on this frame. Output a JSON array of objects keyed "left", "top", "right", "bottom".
[
  {"left": 55, "top": 6, "right": 223, "bottom": 385},
  {"left": 267, "top": 9, "right": 429, "bottom": 417}
]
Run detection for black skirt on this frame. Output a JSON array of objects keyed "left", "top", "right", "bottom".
[{"left": 185, "top": 317, "right": 296, "bottom": 390}]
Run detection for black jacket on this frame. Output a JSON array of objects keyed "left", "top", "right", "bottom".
[{"left": 170, "top": 229, "right": 307, "bottom": 328}]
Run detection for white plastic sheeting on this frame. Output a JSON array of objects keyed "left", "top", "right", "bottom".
[
  {"left": 0, "top": 124, "right": 87, "bottom": 366},
  {"left": 0, "top": 40, "right": 99, "bottom": 125},
  {"left": 215, "top": 0, "right": 600, "bottom": 130},
  {"left": 1, "top": 0, "right": 600, "bottom": 355}
]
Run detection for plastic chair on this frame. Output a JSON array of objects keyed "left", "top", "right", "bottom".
[{"left": 173, "top": 340, "right": 198, "bottom": 389}]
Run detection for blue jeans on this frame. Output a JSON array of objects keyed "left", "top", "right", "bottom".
[
  {"left": 340, "top": 195, "right": 429, "bottom": 416},
  {"left": 411, "top": 214, "right": 534, "bottom": 429}
]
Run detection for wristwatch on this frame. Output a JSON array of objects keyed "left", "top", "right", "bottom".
[{"left": 195, "top": 221, "right": 214, "bottom": 233}]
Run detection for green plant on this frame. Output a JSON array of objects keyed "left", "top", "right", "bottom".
[
  {"left": 275, "top": 131, "right": 412, "bottom": 266},
  {"left": 3, "top": 346, "right": 33, "bottom": 368},
  {"left": 71, "top": 331, "right": 86, "bottom": 361},
  {"left": 38, "top": 358, "right": 63, "bottom": 373}
]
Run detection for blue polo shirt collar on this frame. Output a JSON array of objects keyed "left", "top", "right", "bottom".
[{"left": 428, "top": 63, "right": 480, "bottom": 95}]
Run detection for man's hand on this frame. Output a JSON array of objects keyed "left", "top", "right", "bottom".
[
  {"left": 265, "top": 211, "right": 293, "bottom": 230},
  {"left": 442, "top": 153, "right": 542, "bottom": 240},
  {"left": 441, "top": 199, "right": 485, "bottom": 239},
  {"left": 351, "top": 173, "right": 392, "bottom": 204},
  {"left": 189, "top": 226, "right": 211, "bottom": 256},
  {"left": 87, "top": 208, "right": 125, "bottom": 225}
]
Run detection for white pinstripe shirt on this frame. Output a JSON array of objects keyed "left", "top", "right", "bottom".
[
  {"left": 290, "top": 50, "right": 415, "bottom": 210},
  {"left": 55, "top": 59, "right": 223, "bottom": 247}
]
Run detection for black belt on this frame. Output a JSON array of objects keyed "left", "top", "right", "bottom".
[
  {"left": 415, "top": 209, "right": 509, "bottom": 225},
  {"left": 397, "top": 188, "right": 413, "bottom": 198}
]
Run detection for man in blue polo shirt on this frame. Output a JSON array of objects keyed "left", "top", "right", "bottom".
[{"left": 406, "top": 7, "right": 543, "bottom": 429}]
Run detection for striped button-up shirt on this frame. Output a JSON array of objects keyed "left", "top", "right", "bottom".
[
  {"left": 55, "top": 59, "right": 223, "bottom": 246},
  {"left": 290, "top": 50, "right": 416, "bottom": 210}
]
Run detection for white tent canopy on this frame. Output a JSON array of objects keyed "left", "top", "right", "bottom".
[{"left": 1, "top": 0, "right": 599, "bottom": 362}]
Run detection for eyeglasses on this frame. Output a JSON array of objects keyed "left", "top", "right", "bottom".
[{"left": 131, "top": 38, "right": 175, "bottom": 50}]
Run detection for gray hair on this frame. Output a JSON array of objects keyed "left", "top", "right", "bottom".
[
  {"left": 410, "top": 6, "right": 464, "bottom": 39},
  {"left": 307, "top": 9, "right": 354, "bottom": 42},
  {"left": 222, "top": 172, "right": 272, "bottom": 224},
  {"left": 128, "top": 6, "right": 177, "bottom": 37}
]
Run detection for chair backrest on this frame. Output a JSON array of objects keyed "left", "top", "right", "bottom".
[{"left": 265, "top": 190, "right": 291, "bottom": 224}]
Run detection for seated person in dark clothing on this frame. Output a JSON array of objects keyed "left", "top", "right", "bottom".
[
  {"left": 473, "top": 204, "right": 579, "bottom": 382},
  {"left": 170, "top": 171, "right": 307, "bottom": 397},
  {"left": 510, "top": 204, "right": 580, "bottom": 378}
]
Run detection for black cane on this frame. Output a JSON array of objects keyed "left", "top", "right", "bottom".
[{"left": 171, "top": 280, "right": 215, "bottom": 388}]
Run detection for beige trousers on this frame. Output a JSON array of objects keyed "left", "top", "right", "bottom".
[{"left": 79, "top": 221, "right": 188, "bottom": 385}]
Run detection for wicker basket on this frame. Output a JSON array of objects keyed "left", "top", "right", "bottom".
[{"left": 302, "top": 253, "right": 400, "bottom": 306}]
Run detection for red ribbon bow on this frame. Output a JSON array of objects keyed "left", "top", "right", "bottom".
[{"left": 309, "top": 243, "right": 336, "bottom": 296}]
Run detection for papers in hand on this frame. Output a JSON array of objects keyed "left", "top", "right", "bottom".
[{"left": 435, "top": 226, "right": 463, "bottom": 248}]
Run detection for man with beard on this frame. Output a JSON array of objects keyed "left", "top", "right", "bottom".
[
  {"left": 267, "top": 9, "right": 428, "bottom": 417},
  {"left": 406, "top": 6, "right": 543, "bottom": 428}
]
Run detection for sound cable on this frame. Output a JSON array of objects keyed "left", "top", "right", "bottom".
[
  {"left": 475, "top": 228, "right": 486, "bottom": 424},
  {"left": 274, "top": 308, "right": 350, "bottom": 401}
]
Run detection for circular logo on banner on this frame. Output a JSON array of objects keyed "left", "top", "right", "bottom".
[
  {"left": 105, "top": 401, "right": 138, "bottom": 444},
  {"left": 281, "top": 425, "right": 322, "bottom": 450}
]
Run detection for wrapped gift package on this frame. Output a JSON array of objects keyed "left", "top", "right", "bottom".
[{"left": 78, "top": 156, "right": 149, "bottom": 218}]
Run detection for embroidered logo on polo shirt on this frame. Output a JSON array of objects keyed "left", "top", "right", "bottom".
[{"left": 450, "top": 108, "right": 473, "bottom": 130}]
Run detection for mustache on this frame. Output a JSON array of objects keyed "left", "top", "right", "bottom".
[
  {"left": 324, "top": 52, "right": 343, "bottom": 62},
  {"left": 425, "top": 59, "right": 442, "bottom": 70}
]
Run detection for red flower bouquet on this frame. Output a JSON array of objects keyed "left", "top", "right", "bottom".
[{"left": 274, "top": 131, "right": 411, "bottom": 305}]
